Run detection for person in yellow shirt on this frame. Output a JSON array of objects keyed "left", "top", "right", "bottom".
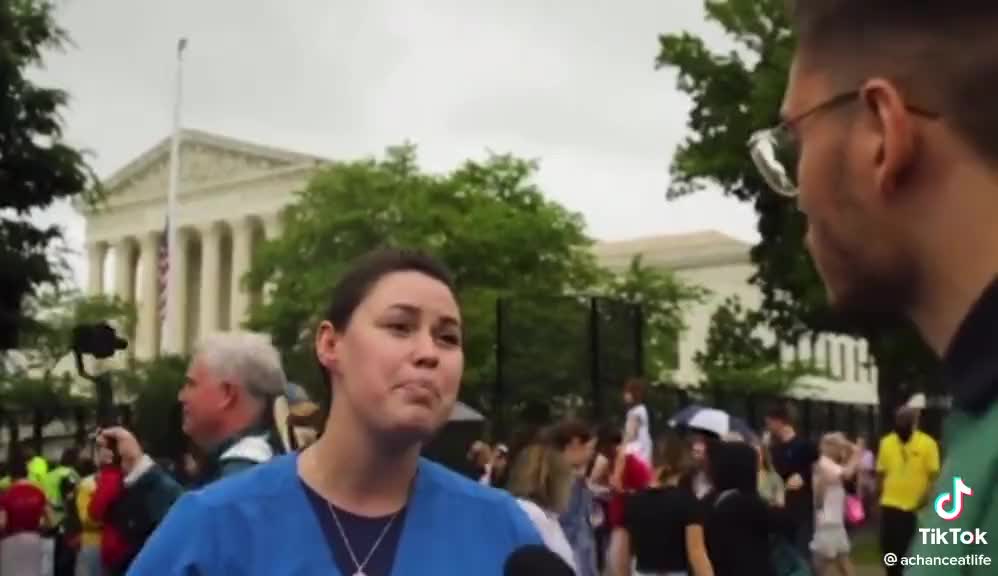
[
  {"left": 73, "top": 467, "right": 103, "bottom": 576},
  {"left": 876, "top": 406, "right": 940, "bottom": 576}
]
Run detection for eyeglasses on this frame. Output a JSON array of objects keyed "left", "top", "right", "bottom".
[
  {"left": 749, "top": 91, "right": 860, "bottom": 198},
  {"left": 748, "top": 90, "right": 938, "bottom": 198}
]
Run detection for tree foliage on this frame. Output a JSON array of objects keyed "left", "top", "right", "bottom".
[
  {"left": 656, "top": 0, "right": 939, "bottom": 416},
  {"left": 0, "top": 0, "right": 97, "bottom": 348},
  {"left": 246, "top": 146, "right": 703, "bottom": 413},
  {"left": 695, "top": 296, "right": 811, "bottom": 395},
  {"left": 604, "top": 255, "right": 707, "bottom": 379}
]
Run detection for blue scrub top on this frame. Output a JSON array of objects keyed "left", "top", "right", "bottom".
[{"left": 128, "top": 453, "right": 542, "bottom": 575}]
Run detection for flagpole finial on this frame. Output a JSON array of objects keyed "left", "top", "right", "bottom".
[{"left": 177, "top": 37, "right": 188, "bottom": 56}]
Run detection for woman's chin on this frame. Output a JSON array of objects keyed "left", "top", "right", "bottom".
[{"left": 381, "top": 409, "right": 448, "bottom": 442}]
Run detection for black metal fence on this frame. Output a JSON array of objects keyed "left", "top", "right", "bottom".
[
  {"left": 1, "top": 405, "right": 133, "bottom": 461},
  {"left": 493, "top": 296, "right": 644, "bottom": 439},
  {"left": 644, "top": 384, "right": 946, "bottom": 444}
]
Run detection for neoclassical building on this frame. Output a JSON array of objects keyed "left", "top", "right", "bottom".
[
  {"left": 81, "top": 130, "right": 329, "bottom": 358},
  {"left": 81, "top": 130, "right": 877, "bottom": 403}
]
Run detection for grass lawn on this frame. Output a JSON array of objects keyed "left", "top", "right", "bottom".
[{"left": 851, "top": 527, "right": 882, "bottom": 566}]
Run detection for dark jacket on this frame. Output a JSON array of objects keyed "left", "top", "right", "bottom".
[{"left": 111, "top": 429, "right": 280, "bottom": 572}]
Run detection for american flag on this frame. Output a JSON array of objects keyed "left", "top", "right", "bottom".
[{"left": 157, "top": 217, "right": 170, "bottom": 324}]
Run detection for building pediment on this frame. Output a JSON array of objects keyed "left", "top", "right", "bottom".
[{"left": 93, "top": 129, "right": 329, "bottom": 210}]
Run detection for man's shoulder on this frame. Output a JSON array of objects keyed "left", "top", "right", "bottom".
[
  {"left": 913, "top": 430, "right": 939, "bottom": 447},
  {"left": 194, "top": 453, "right": 298, "bottom": 509}
]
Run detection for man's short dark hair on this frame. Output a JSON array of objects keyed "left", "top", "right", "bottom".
[
  {"left": 766, "top": 403, "right": 794, "bottom": 425},
  {"left": 787, "top": 0, "right": 998, "bottom": 163}
]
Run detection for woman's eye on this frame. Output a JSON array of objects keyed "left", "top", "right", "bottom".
[
  {"left": 385, "top": 322, "right": 411, "bottom": 335},
  {"left": 437, "top": 332, "right": 462, "bottom": 347}
]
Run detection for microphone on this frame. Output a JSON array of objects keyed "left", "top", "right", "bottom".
[{"left": 503, "top": 545, "right": 575, "bottom": 576}]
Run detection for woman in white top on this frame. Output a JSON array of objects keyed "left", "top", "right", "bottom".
[
  {"left": 507, "top": 442, "right": 578, "bottom": 572},
  {"left": 622, "top": 378, "right": 653, "bottom": 466},
  {"left": 811, "top": 432, "right": 861, "bottom": 576}
]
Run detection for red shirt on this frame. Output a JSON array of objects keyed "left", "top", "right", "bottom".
[
  {"left": 0, "top": 481, "right": 47, "bottom": 535},
  {"left": 609, "top": 454, "right": 653, "bottom": 527},
  {"left": 89, "top": 465, "right": 133, "bottom": 570}
]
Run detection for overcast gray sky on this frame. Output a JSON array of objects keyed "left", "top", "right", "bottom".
[{"left": 34, "top": 0, "right": 757, "bottom": 288}]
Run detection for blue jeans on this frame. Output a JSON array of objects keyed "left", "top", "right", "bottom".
[{"left": 75, "top": 545, "right": 104, "bottom": 576}]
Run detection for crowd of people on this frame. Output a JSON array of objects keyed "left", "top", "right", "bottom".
[{"left": 464, "top": 385, "right": 941, "bottom": 576}]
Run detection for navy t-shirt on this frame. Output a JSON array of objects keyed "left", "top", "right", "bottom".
[{"left": 303, "top": 480, "right": 407, "bottom": 576}]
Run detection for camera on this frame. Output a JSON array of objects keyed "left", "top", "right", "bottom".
[{"left": 72, "top": 323, "right": 128, "bottom": 359}]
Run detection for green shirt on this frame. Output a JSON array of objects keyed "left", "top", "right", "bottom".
[{"left": 907, "top": 409, "right": 998, "bottom": 575}]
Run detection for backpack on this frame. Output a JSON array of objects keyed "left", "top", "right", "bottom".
[{"left": 713, "top": 489, "right": 813, "bottom": 576}]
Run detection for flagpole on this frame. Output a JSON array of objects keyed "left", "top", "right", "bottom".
[{"left": 163, "top": 38, "right": 187, "bottom": 355}]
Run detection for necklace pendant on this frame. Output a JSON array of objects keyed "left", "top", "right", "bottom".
[{"left": 353, "top": 572, "right": 366, "bottom": 576}]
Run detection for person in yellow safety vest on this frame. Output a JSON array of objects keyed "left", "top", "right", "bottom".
[
  {"left": 25, "top": 444, "right": 50, "bottom": 487},
  {"left": 43, "top": 447, "right": 81, "bottom": 524}
]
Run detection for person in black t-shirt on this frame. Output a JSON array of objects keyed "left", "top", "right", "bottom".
[
  {"left": 702, "top": 441, "right": 776, "bottom": 576},
  {"left": 765, "top": 404, "right": 819, "bottom": 559},
  {"left": 615, "top": 431, "right": 712, "bottom": 576}
]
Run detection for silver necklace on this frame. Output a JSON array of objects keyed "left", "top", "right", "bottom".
[{"left": 327, "top": 502, "right": 400, "bottom": 576}]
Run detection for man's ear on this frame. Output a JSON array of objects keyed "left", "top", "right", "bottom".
[
  {"left": 862, "top": 78, "right": 917, "bottom": 201},
  {"left": 220, "top": 380, "right": 238, "bottom": 410}
]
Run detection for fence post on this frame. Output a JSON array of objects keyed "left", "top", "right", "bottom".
[
  {"left": 801, "top": 400, "right": 813, "bottom": 440},
  {"left": 493, "top": 297, "right": 507, "bottom": 441},
  {"left": 633, "top": 303, "right": 644, "bottom": 378},
  {"left": 74, "top": 407, "right": 87, "bottom": 446},
  {"left": 590, "top": 297, "right": 603, "bottom": 423},
  {"left": 32, "top": 408, "right": 44, "bottom": 455}
]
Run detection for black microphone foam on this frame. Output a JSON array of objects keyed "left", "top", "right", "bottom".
[{"left": 503, "top": 545, "right": 574, "bottom": 576}]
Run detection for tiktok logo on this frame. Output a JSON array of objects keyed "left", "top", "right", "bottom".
[{"left": 935, "top": 477, "right": 973, "bottom": 521}]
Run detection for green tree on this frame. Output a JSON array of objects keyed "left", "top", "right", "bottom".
[
  {"left": 0, "top": 0, "right": 97, "bottom": 349},
  {"left": 246, "top": 145, "right": 603, "bottom": 410},
  {"left": 695, "top": 296, "right": 811, "bottom": 395},
  {"left": 604, "top": 255, "right": 707, "bottom": 379},
  {"left": 246, "top": 146, "right": 705, "bottom": 419},
  {"left": 0, "top": 291, "right": 135, "bottom": 411},
  {"left": 655, "top": 0, "right": 939, "bottom": 419},
  {"left": 121, "top": 355, "right": 188, "bottom": 460}
]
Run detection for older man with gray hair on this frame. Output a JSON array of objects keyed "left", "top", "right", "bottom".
[{"left": 98, "top": 332, "right": 288, "bottom": 571}]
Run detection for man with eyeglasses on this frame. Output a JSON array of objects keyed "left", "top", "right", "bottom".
[{"left": 750, "top": 2, "right": 998, "bottom": 574}]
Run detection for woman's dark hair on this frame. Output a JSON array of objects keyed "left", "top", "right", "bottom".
[
  {"left": 324, "top": 247, "right": 455, "bottom": 332},
  {"left": 707, "top": 440, "right": 758, "bottom": 494},
  {"left": 316, "top": 247, "right": 456, "bottom": 392}
]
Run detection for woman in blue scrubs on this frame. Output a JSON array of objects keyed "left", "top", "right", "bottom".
[{"left": 129, "top": 248, "right": 543, "bottom": 575}]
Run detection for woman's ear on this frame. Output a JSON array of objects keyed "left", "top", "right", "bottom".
[{"left": 314, "top": 320, "right": 340, "bottom": 377}]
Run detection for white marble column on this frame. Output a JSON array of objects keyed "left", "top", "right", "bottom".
[
  {"left": 261, "top": 213, "right": 283, "bottom": 304},
  {"left": 114, "top": 239, "right": 136, "bottom": 304},
  {"left": 199, "top": 223, "right": 222, "bottom": 339},
  {"left": 164, "top": 229, "right": 190, "bottom": 355},
  {"left": 86, "top": 242, "right": 107, "bottom": 296},
  {"left": 138, "top": 231, "right": 161, "bottom": 359},
  {"left": 263, "top": 213, "right": 284, "bottom": 240},
  {"left": 230, "top": 218, "right": 253, "bottom": 329}
]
